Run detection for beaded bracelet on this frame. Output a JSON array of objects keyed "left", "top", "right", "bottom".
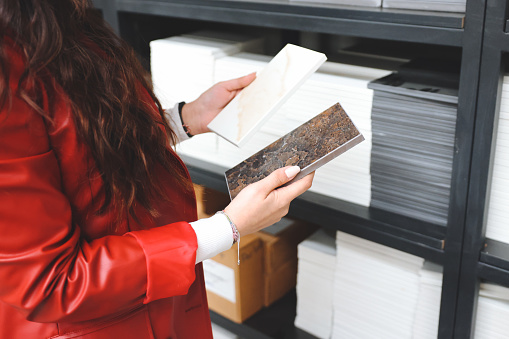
[{"left": 216, "top": 210, "right": 240, "bottom": 265}]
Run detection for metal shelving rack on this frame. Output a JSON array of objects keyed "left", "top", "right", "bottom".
[{"left": 92, "top": 0, "right": 494, "bottom": 338}]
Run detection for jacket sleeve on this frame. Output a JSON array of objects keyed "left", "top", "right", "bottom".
[{"left": 0, "top": 78, "right": 198, "bottom": 324}]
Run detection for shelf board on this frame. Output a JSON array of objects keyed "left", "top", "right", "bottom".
[
  {"left": 116, "top": 0, "right": 464, "bottom": 46},
  {"left": 480, "top": 238, "right": 509, "bottom": 272},
  {"left": 478, "top": 262, "right": 509, "bottom": 289},
  {"left": 210, "top": 289, "right": 317, "bottom": 339},
  {"left": 478, "top": 239, "right": 509, "bottom": 288},
  {"left": 183, "top": 155, "right": 445, "bottom": 263}
]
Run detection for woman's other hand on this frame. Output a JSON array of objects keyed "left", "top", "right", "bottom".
[
  {"left": 180, "top": 73, "right": 256, "bottom": 136},
  {"left": 223, "top": 166, "right": 314, "bottom": 237}
]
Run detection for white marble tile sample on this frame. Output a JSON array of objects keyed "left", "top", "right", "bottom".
[{"left": 207, "top": 44, "right": 327, "bottom": 147}]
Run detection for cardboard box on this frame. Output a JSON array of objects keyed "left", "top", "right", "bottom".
[
  {"left": 264, "top": 259, "right": 298, "bottom": 306},
  {"left": 203, "top": 233, "right": 264, "bottom": 323},
  {"left": 258, "top": 218, "right": 317, "bottom": 306},
  {"left": 194, "top": 184, "right": 231, "bottom": 219}
]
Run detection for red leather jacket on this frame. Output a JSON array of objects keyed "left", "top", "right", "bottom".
[{"left": 0, "top": 37, "right": 213, "bottom": 338}]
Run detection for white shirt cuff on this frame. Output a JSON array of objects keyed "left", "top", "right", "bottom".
[
  {"left": 164, "top": 103, "right": 190, "bottom": 144},
  {"left": 190, "top": 213, "right": 234, "bottom": 264}
]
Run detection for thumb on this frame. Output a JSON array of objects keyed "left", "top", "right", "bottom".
[
  {"left": 223, "top": 72, "right": 256, "bottom": 92},
  {"left": 258, "top": 166, "right": 300, "bottom": 193}
]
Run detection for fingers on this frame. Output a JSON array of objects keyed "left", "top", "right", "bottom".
[
  {"left": 222, "top": 72, "right": 256, "bottom": 92},
  {"left": 274, "top": 171, "right": 315, "bottom": 201},
  {"left": 223, "top": 170, "right": 314, "bottom": 237},
  {"left": 256, "top": 166, "right": 301, "bottom": 194}
]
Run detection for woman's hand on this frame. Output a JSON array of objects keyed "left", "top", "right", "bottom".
[
  {"left": 180, "top": 73, "right": 256, "bottom": 136},
  {"left": 223, "top": 166, "right": 315, "bottom": 237}
]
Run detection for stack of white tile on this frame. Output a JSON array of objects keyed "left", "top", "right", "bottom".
[
  {"left": 383, "top": 0, "right": 466, "bottom": 12},
  {"left": 277, "top": 62, "right": 390, "bottom": 206},
  {"left": 485, "top": 75, "right": 509, "bottom": 244},
  {"left": 332, "top": 231, "right": 424, "bottom": 339},
  {"left": 290, "top": 0, "right": 382, "bottom": 7},
  {"left": 412, "top": 262, "right": 443, "bottom": 339},
  {"left": 474, "top": 283, "right": 509, "bottom": 338},
  {"left": 295, "top": 230, "right": 337, "bottom": 339},
  {"left": 150, "top": 31, "right": 263, "bottom": 109},
  {"left": 214, "top": 52, "right": 270, "bottom": 82}
]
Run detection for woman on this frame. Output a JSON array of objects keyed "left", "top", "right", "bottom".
[{"left": 0, "top": 0, "right": 314, "bottom": 338}]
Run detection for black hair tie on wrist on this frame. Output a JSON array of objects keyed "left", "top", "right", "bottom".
[{"left": 178, "top": 101, "right": 193, "bottom": 138}]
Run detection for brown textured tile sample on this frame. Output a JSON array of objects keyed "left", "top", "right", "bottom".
[{"left": 225, "top": 102, "right": 364, "bottom": 199}]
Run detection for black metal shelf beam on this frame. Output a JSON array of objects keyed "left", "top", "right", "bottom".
[
  {"left": 478, "top": 239, "right": 509, "bottom": 288},
  {"left": 184, "top": 157, "right": 445, "bottom": 264},
  {"left": 480, "top": 238, "right": 509, "bottom": 272},
  {"left": 116, "top": 0, "right": 464, "bottom": 46},
  {"left": 478, "top": 262, "right": 509, "bottom": 289},
  {"left": 290, "top": 193, "right": 445, "bottom": 263}
]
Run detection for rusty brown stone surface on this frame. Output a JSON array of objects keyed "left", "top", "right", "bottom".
[{"left": 226, "top": 102, "right": 361, "bottom": 199}]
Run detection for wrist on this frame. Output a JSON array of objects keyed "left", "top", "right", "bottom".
[
  {"left": 216, "top": 210, "right": 241, "bottom": 265},
  {"left": 215, "top": 211, "right": 240, "bottom": 244},
  {"left": 223, "top": 206, "right": 254, "bottom": 239},
  {"left": 180, "top": 100, "right": 207, "bottom": 136}
]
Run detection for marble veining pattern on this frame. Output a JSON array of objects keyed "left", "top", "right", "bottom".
[
  {"left": 226, "top": 103, "right": 362, "bottom": 199},
  {"left": 236, "top": 47, "right": 289, "bottom": 139},
  {"left": 208, "top": 44, "right": 326, "bottom": 146}
]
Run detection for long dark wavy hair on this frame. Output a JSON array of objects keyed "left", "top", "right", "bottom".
[{"left": 0, "top": 0, "right": 191, "bottom": 225}]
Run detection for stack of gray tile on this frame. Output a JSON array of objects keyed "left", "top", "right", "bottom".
[{"left": 368, "top": 62, "right": 459, "bottom": 226}]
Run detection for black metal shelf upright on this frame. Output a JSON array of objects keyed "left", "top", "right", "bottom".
[
  {"left": 92, "top": 0, "right": 493, "bottom": 338},
  {"left": 454, "top": 0, "right": 509, "bottom": 337}
]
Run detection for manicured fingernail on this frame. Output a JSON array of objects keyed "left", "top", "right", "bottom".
[{"left": 285, "top": 166, "right": 300, "bottom": 179}]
